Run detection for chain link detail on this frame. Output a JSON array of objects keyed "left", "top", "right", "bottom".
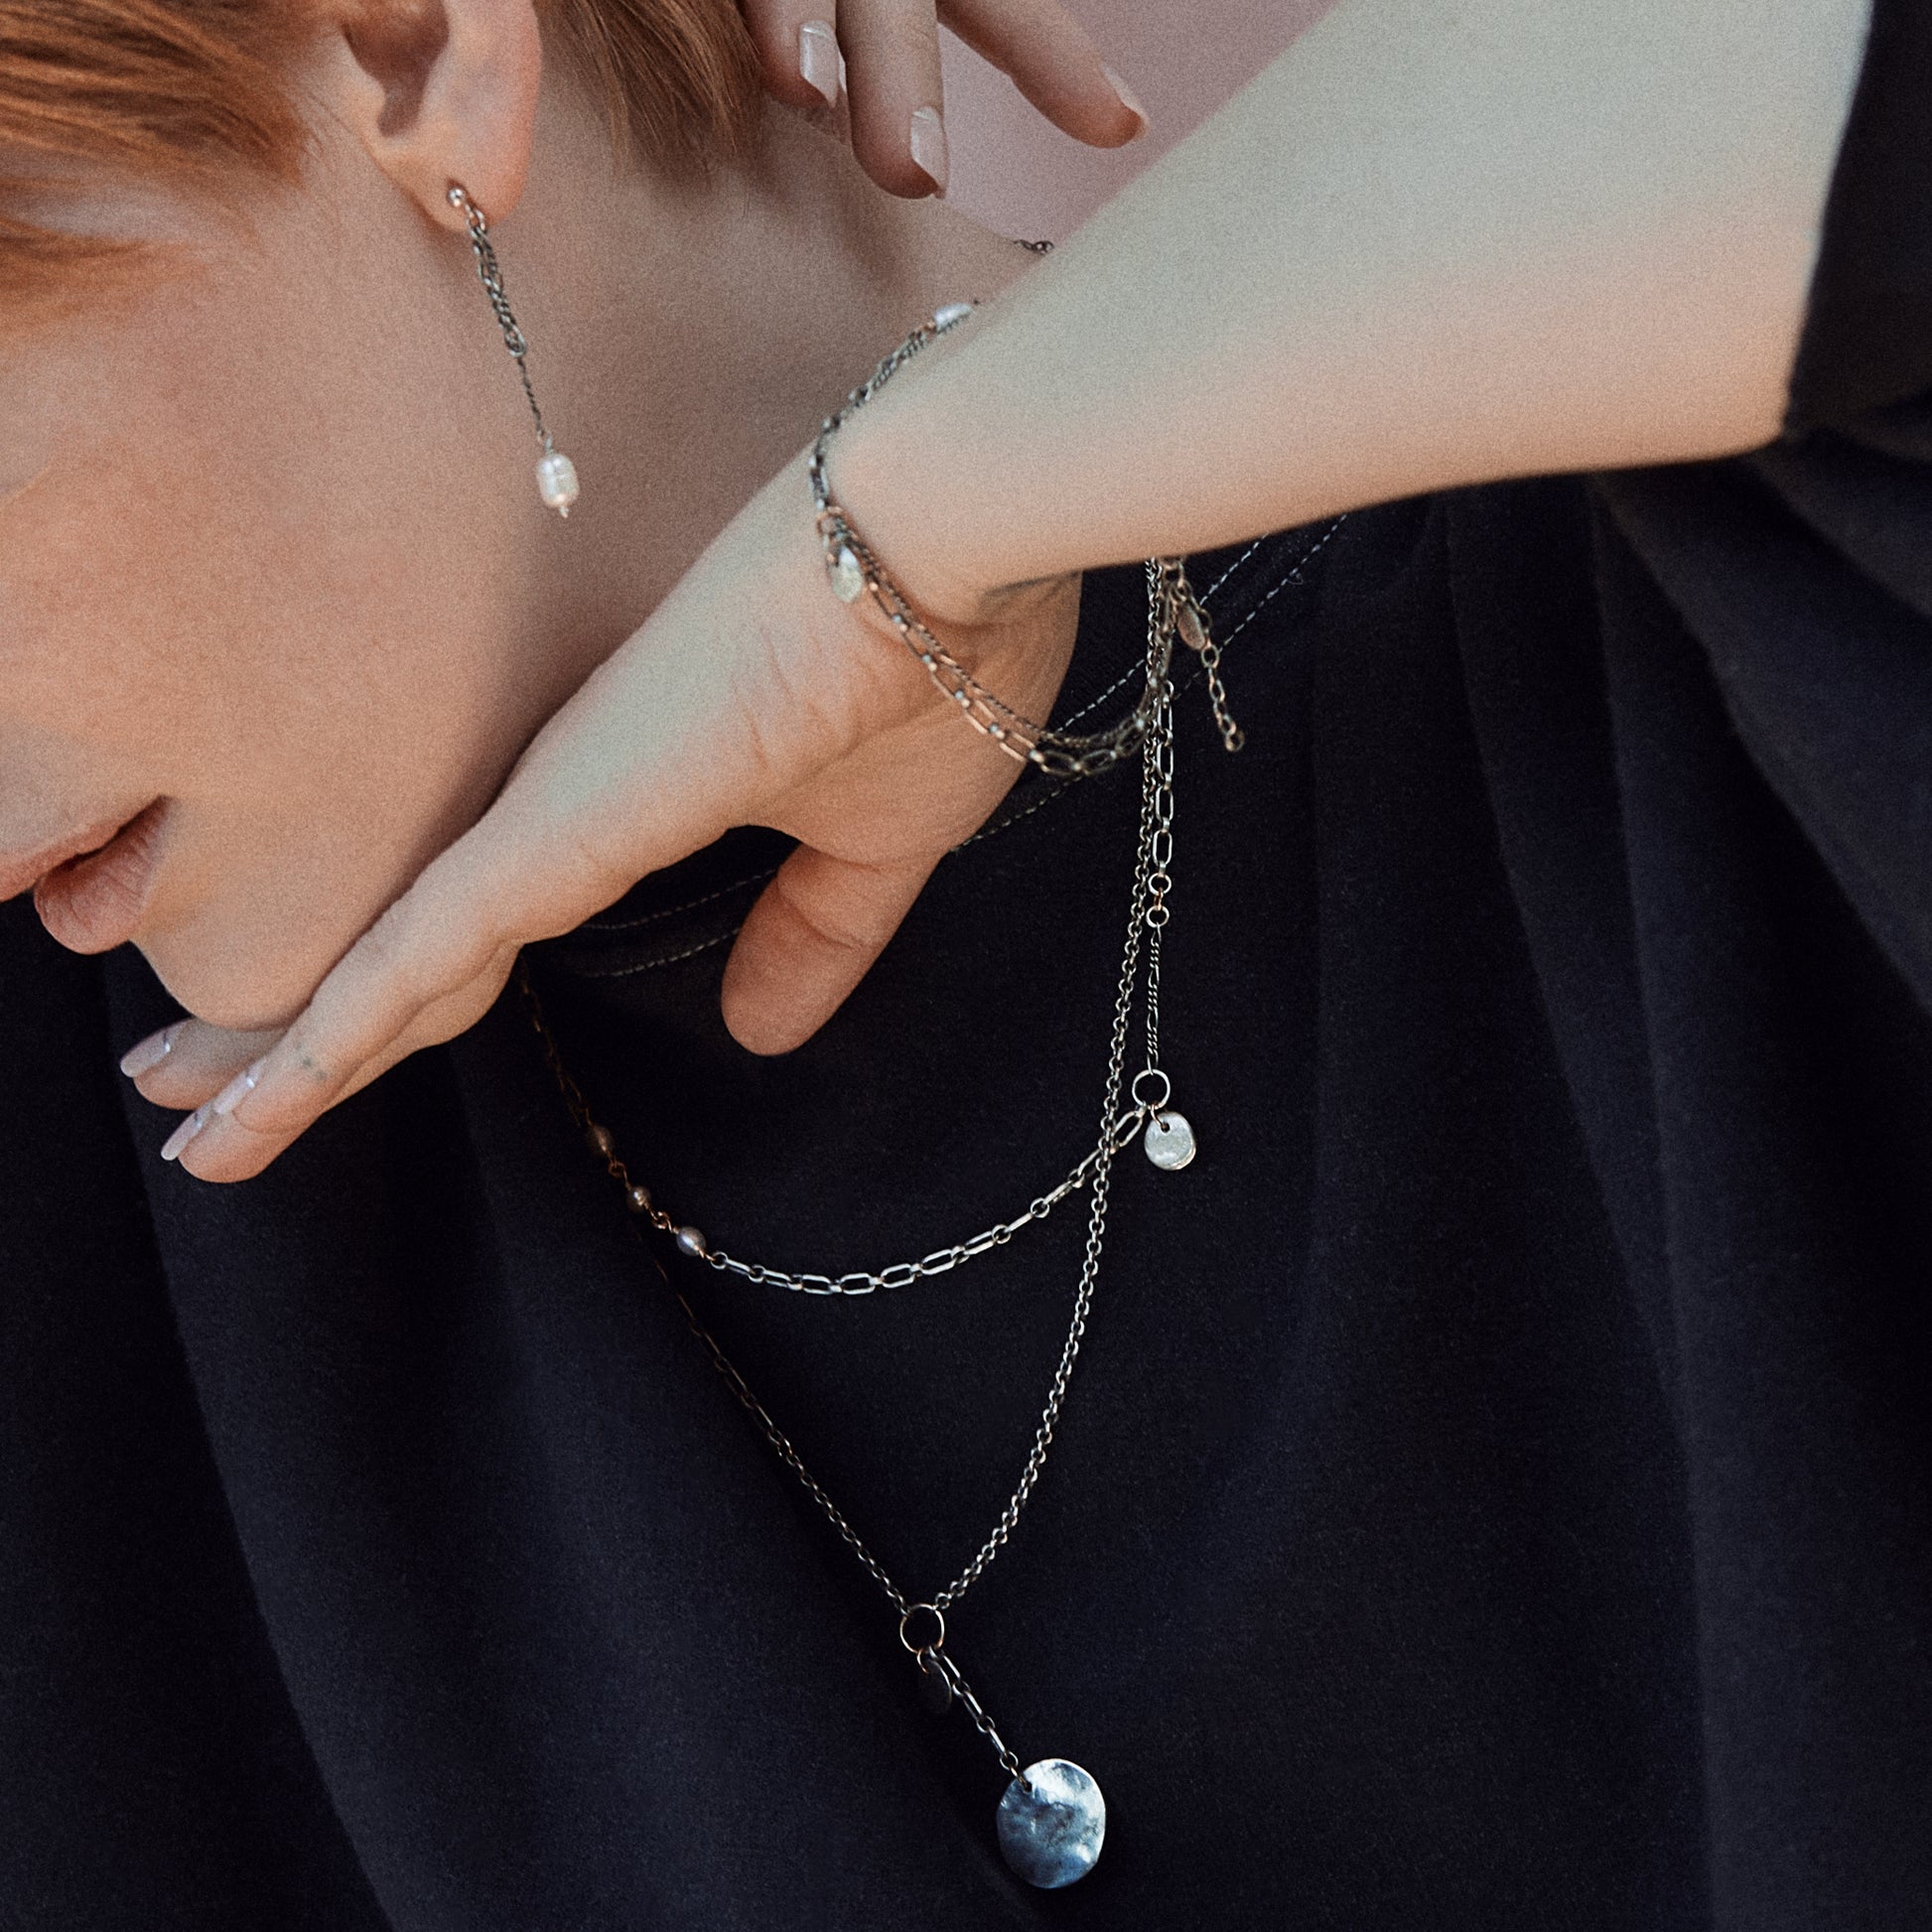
[
  {"left": 518, "top": 302, "right": 1259, "bottom": 1789},
  {"left": 808, "top": 305, "right": 1236, "bottom": 779},
  {"left": 447, "top": 186, "right": 555, "bottom": 458},
  {"left": 519, "top": 573, "right": 1189, "bottom": 1624}
]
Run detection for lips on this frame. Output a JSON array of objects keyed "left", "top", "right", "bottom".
[{"left": 31, "top": 798, "right": 172, "bottom": 954}]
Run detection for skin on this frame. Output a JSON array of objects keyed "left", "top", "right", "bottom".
[
  {"left": 735, "top": 0, "right": 1149, "bottom": 198},
  {"left": 29, "top": 0, "right": 1871, "bottom": 1181},
  {"left": 0, "top": 0, "right": 1134, "bottom": 1042}
]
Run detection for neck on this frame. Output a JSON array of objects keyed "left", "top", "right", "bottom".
[{"left": 502, "top": 99, "right": 1034, "bottom": 700}]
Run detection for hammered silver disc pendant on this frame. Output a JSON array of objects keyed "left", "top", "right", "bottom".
[
  {"left": 1144, "top": 1109, "right": 1197, "bottom": 1171},
  {"left": 997, "top": 1759, "right": 1107, "bottom": 1887}
]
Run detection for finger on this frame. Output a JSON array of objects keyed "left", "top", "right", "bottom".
[
  {"left": 721, "top": 844, "right": 940, "bottom": 1054},
  {"left": 119, "top": 1017, "right": 281, "bottom": 1112},
  {"left": 838, "top": 0, "right": 951, "bottom": 199},
  {"left": 740, "top": 0, "right": 846, "bottom": 112},
  {"left": 940, "top": 0, "right": 1149, "bottom": 148},
  {"left": 168, "top": 944, "right": 521, "bottom": 1184},
  {"left": 218, "top": 812, "right": 606, "bottom": 1149}
]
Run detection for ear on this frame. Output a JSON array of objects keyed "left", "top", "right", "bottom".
[{"left": 323, "top": 0, "right": 543, "bottom": 232}]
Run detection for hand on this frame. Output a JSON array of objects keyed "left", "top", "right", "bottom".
[
  {"left": 739, "top": 0, "right": 1149, "bottom": 198},
  {"left": 127, "top": 445, "right": 1081, "bottom": 1181}
]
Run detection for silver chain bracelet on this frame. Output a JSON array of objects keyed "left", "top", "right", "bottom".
[
  {"left": 808, "top": 303, "right": 1245, "bottom": 777},
  {"left": 518, "top": 297, "right": 1268, "bottom": 1889}
]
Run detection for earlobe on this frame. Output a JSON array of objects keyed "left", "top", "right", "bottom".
[{"left": 332, "top": 0, "right": 542, "bottom": 232}]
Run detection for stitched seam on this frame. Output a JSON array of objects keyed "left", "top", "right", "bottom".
[
  {"left": 564, "top": 525, "right": 1344, "bottom": 974},
  {"left": 1200, "top": 536, "right": 1268, "bottom": 604},
  {"left": 1058, "top": 541, "right": 1270, "bottom": 731},
  {"left": 578, "top": 867, "right": 781, "bottom": 932},
  {"left": 955, "top": 776, "right": 1077, "bottom": 849},
  {"left": 1214, "top": 568, "right": 1302, "bottom": 652},
  {"left": 566, "top": 924, "right": 741, "bottom": 979},
  {"left": 1214, "top": 520, "right": 1344, "bottom": 650},
  {"left": 964, "top": 543, "right": 1320, "bottom": 851},
  {"left": 1057, "top": 661, "right": 1144, "bottom": 730}
]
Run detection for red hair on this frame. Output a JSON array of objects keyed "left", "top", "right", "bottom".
[{"left": 0, "top": 0, "right": 759, "bottom": 307}]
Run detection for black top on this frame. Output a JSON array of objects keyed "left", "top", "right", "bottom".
[{"left": 5, "top": 13, "right": 1930, "bottom": 1927}]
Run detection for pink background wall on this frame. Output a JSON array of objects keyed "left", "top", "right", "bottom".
[{"left": 939, "top": 0, "right": 1335, "bottom": 240}]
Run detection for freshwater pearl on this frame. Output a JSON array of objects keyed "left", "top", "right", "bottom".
[
  {"left": 996, "top": 1760, "right": 1106, "bottom": 1888},
  {"left": 536, "top": 450, "right": 581, "bottom": 516},
  {"left": 1144, "top": 1109, "right": 1197, "bottom": 1171},
  {"left": 829, "top": 543, "right": 866, "bottom": 605},
  {"left": 675, "top": 1225, "right": 707, "bottom": 1259},
  {"left": 932, "top": 300, "right": 974, "bottom": 331}
]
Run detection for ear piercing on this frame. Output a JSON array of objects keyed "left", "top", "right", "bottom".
[{"left": 447, "top": 183, "right": 581, "bottom": 518}]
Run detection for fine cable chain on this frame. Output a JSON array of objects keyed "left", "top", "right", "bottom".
[
  {"left": 520, "top": 558, "right": 1199, "bottom": 1300},
  {"left": 519, "top": 293, "right": 1273, "bottom": 1877},
  {"left": 526, "top": 636, "right": 1171, "bottom": 1619},
  {"left": 450, "top": 188, "right": 553, "bottom": 458},
  {"left": 811, "top": 306, "right": 1246, "bottom": 780},
  {"left": 524, "top": 295, "right": 1245, "bottom": 1852},
  {"left": 521, "top": 607, "right": 1183, "bottom": 1796},
  {"left": 662, "top": 1290, "right": 1027, "bottom": 1784}
]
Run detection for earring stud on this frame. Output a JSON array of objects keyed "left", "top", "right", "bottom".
[{"left": 447, "top": 183, "right": 581, "bottom": 518}]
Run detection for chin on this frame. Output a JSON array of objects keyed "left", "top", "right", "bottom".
[{"left": 136, "top": 917, "right": 341, "bottom": 1037}]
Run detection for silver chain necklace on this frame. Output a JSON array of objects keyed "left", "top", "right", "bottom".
[
  {"left": 551, "top": 559, "right": 1216, "bottom": 1300},
  {"left": 521, "top": 314, "right": 1250, "bottom": 1890},
  {"left": 520, "top": 586, "right": 1233, "bottom": 1886}
]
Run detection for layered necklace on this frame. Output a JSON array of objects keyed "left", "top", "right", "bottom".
[{"left": 519, "top": 304, "right": 1261, "bottom": 1890}]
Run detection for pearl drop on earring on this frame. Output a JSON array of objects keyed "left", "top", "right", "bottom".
[
  {"left": 536, "top": 446, "right": 581, "bottom": 517},
  {"left": 448, "top": 182, "right": 583, "bottom": 521}
]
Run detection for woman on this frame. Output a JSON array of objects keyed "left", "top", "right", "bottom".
[{"left": 6, "top": 0, "right": 1930, "bottom": 1927}]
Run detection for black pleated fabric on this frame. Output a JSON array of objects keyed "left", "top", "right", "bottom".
[{"left": 4, "top": 9, "right": 1929, "bottom": 1925}]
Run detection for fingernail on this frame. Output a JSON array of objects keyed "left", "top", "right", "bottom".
[
  {"left": 798, "top": 20, "right": 841, "bottom": 109},
  {"left": 212, "top": 1055, "right": 267, "bottom": 1118},
  {"left": 909, "top": 106, "right": 948, "bottom": 197},
  {"left": 120, "top": 1020, "right": 184, "bottom": 1079},
  {"left": 160, "top": 1103, "right": 211, "bottom": 1164},
  {"left": 1103, "top": 66, "right": 1150, "bottom": 141}
]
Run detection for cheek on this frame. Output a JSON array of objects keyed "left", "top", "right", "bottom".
[
  {"left": 7, "top": 412, "right": 512, "bottom": 808},
  {"left": 1, "top": 173, "right": 553, "bottom": 1028},
  {"left": 4, "top": 369, "right": 529, "bottom": 1029}
]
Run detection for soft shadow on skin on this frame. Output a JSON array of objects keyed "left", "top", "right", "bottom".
[{"left": 0, "top": 462, "right": 52, "bottom": 511}]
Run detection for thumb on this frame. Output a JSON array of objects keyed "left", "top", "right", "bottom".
[{"left": 721, "top": 844, "right": 940, "bottom": 1054}]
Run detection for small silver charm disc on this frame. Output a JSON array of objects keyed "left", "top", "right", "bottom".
[
  {"left": 1144, "top": 1109, "right": 1197, "bottom": 1171},
  {"left": 997, "top": 1759, "right": 1106, "bottom": 1888}
]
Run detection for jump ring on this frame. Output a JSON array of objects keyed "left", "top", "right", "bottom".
[{"left": 898, "top": 1602, "right": 947, "bottom": 1655}]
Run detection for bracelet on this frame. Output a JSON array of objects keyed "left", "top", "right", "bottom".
[{"left": 808, "top": 304, "right": 1243, "bottom": 779}]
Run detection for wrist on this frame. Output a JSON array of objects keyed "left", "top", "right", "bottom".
[{"left": 819, "top": 319, "right": 1045, "bottom": 633}]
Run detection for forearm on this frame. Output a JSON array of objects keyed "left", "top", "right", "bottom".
[{"left": 838, "top": 0, "right": 1871, "bottom": 613}]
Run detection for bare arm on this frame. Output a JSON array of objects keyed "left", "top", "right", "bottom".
[
  {"left": 145, "top": 0, "right": 1881, "bottom": 1179},
  {"left": 839, "top": 0, "right": 1873, "bottom": 616}
]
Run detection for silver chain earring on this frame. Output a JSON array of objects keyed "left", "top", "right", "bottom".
[{"left": 447, "top": 183, "right": 581, "bottom": 519}]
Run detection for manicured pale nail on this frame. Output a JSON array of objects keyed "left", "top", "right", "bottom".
[
  {"left": 909, "top": 106, "right": 948, "bottom": 196},
  {"left": 160, "top": 1103, "right": 211, "bottom": 1164},
  {"left": 212, "top": 1056, "right": 267, "bottom": 1118},
  {"left": 1103, "top": 66, "right": 1150, "bottom": 141},
  {"left": 798, "top": 20, "right": 840, "bottom": 108},
  {"left": 120, "top": 1020, "right": 184, "bottom": 1078}
]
